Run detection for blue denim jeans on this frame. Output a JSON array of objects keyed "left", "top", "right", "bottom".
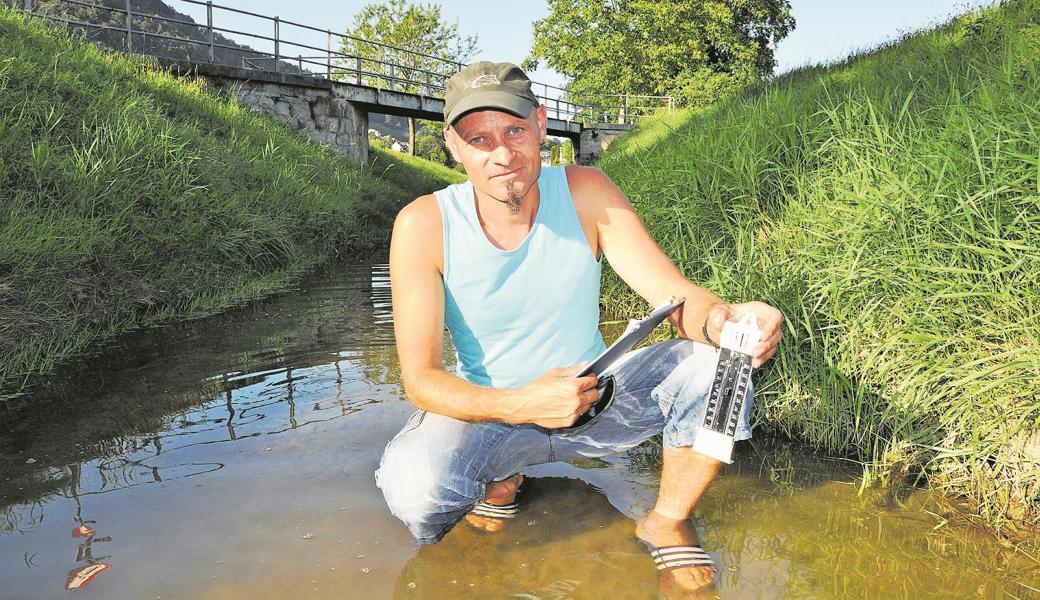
[{"left": 374, "top": 339, "right": 753, "bottom": 545}]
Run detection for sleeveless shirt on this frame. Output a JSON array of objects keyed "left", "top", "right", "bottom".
[{"left": 435, "top": 166, "right": 606, "bottom": 388}]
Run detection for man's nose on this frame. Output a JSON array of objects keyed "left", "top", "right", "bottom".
[{"left": 490, "top": 141, "right": 514, "bottom": 164}]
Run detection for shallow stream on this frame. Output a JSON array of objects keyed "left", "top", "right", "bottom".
[{"left": 1, "top": 263, "right": 1037, "bottom": 599}]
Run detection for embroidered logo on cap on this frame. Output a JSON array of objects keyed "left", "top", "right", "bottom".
[{"left": 466, "top": 74, "right": 501, "bottom": 88}]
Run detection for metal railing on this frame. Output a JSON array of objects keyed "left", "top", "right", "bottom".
[{"left": 11, "top": 0, "right": 671, "bottom": 125}]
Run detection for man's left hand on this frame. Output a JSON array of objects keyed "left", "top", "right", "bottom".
[{"left": 705, "top": 301, "right": 784, "bottom": 368}]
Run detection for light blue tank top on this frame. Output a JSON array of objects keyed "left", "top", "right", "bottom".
[{"left": 436, "top": 166, "right": 606, "bottom": 388}]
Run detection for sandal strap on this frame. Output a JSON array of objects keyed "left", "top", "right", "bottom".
[
  {"left": 470, "top": 501, "right": 519, "bottom": 519},
  {"left": 649, "top": 545, "right": 716, "bottom": 571},
  {"left": 469, "top": 474, "right": 524, "bottom": 520}
]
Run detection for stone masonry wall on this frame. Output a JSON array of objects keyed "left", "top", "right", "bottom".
[
  {"left": 577, "top": 123, "right": 635, "bottom": 165},
  {"left": 206, "top": 78, "right": 369, "bottom": 164}
]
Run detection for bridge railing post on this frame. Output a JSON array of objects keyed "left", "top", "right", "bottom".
[
  {"left": 355, "top": 56, "right": 361, "bottom": 85},
  {"left": 273, "top": 16, "right": 280, "bottom": 73},
  {"left": 206, "top": 1, "right": 214, "bottom": 63},
  {"left": 326, "top": 30, "right": 332, "bottom": 79},
  {"left": 124, "top": 0, "right": 132, "bottom": 50}
]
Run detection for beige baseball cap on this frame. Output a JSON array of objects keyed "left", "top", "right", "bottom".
[{"left": 443, "top": 61, "right": 539, "bottom": 126}]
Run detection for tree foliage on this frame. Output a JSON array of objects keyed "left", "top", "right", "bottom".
[
  {"left": 561, "top": 139, "right": 574, "bottom": 164},
  {"left": 524, "top": 0, "right": 795, "bottom": 108},
  {"left": 336, "top": 0, "right": 477, "bottom": 154},
  {"left": 336, "top": 0, "right": 478, "bottom": 95},
  {"left": 415, "top": 132, "right": 453, "bottom": 165}
]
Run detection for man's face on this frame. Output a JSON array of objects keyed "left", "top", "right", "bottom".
[{"left": 445, "top": 105, "right": 547, "bottom": 212}]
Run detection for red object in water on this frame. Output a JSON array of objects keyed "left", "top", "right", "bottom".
[
  {"left": 65, "top": 563, "right": 110, "bottom": 590},
  {"left": 71, "top": 525, "right": 94, "bottom": 538}
]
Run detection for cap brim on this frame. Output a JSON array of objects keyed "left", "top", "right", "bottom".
[{"left": 446, "top": 92, "right": 536, "bottom": 126}]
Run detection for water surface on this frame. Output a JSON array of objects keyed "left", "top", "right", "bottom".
[{"left": 1, "top": 263, "right": 1037, "bottom": 599}]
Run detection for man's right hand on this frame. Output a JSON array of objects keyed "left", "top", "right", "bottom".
[{"left": 501, "top": 366, "right": 601, "bottom": 429}]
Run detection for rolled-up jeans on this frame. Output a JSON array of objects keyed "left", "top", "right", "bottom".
[{"left": 374, "top": 339, "right": 753, "bottom": 545}]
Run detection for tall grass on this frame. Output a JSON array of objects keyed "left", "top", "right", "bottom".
[
  {"left": 0, "top": 8, "right": 463, "bottom": 387},
  {"left": 598, "top": 0, "right": 1040, "bottom": 534}
]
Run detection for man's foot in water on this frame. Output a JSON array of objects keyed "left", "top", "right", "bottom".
[
  {"left": 465, "top": 473, "right": 524, "bottom": 533},
  {"left": 636, "top": 510, "right": 717, "bottom": 595}
]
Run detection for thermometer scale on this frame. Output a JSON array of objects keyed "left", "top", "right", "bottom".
[{"left": 692, "top": 314, "right": 760, "bottom": 463}]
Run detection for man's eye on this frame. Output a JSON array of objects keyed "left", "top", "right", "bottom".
[
  {"left": 469, "top": 136, "right": 485, "bottom": 145},
  {"left": 509, "top": 127, "right": 524, "bottom": 135}
]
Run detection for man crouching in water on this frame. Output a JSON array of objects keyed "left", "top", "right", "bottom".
[{"left": 376, "top": 61, "right": 783, "bottom": 594}]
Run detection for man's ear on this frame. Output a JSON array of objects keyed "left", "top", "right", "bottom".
[{"left": 444, "top": 127, "right": 462, "bottom": 163}]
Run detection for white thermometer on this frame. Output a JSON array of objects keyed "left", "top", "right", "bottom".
[{"left": 692, "top": 313, "right": 760, "bottom": 463}]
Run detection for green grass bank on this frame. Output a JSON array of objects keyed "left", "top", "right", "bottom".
[
  {"left": 598, "top": 0, "right": 1039, "bottom": 535},
  {"left": 0, "top": 8, "right": 463, "bottom": 388}
]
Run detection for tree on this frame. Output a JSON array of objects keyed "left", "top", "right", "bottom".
[
  {"left": 412, "top": 119, "right": 455, "bottom": 167},
  {"left": 416, "top": 132, "right": 452, "bottom": 166},
  {"left": 524, "top": 0, "right": 794, "bottom": 109},
  {"left": 560, "top": 139, "right": 573, "bottom": 165},
  {"left": 368, "top": 129, "right": 394, "bottom": 150},
  {"left": 336, "top": 0, "right": 478, "bottom": 154}
]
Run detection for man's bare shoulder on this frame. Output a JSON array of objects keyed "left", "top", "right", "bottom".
[
  {"left": 395, "top": 194, "right": 442, "bottom": 230},
  {"left": 565, "top": 163, "right": 608, "bottom": 192},
  {"left": 392, "top": 194, "right": 444, "bottom": 272},
  {"left": 565, "top": 164, "right": 634, "bottom": 215}
]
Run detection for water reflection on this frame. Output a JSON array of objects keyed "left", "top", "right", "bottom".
[
  {"left": 0, "top": 263, "right": 1037, "bottom": 599},
  {"left": 0, "top": 265, "right": 401, "bottom": 512},
  {"left": 65, "top": 464, "right": 113, "bottom": 591}
]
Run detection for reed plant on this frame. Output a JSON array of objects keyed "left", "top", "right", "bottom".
[
  {"left": 0, "top": 8, "right": 463, "bottom": 387},
  {"left": 598, "top": 0, "right": 1040, "bottom": 535}
]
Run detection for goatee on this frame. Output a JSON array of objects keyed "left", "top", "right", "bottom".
[{"left": 505, "top": 181, "right": 523, "bottom": 215}]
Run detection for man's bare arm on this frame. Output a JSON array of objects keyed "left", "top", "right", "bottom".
[
  {"left": 390, "top": 196, "right": 600, "bottom": 427},
  {"left": 567, "top": 166, "right": 783, "bottom": 367}
]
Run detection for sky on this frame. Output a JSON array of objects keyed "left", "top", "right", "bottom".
[{"left": 173, "top": 0, "right": 1001, "bottom": 90}]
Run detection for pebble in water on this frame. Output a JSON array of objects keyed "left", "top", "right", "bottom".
[
  {"left": 302, "top": 533, "right": 315, "bottom": 539},
  {"left": 361, "top": 568, "right": 370, "bottom": 574}
]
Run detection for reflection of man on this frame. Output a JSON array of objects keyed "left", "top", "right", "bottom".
[
  {"left": 376, "top": 61, "right": 782, "bottom": 593},
  {"left": 67, "top": 520, "right": 111, "bottom": 590}
]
